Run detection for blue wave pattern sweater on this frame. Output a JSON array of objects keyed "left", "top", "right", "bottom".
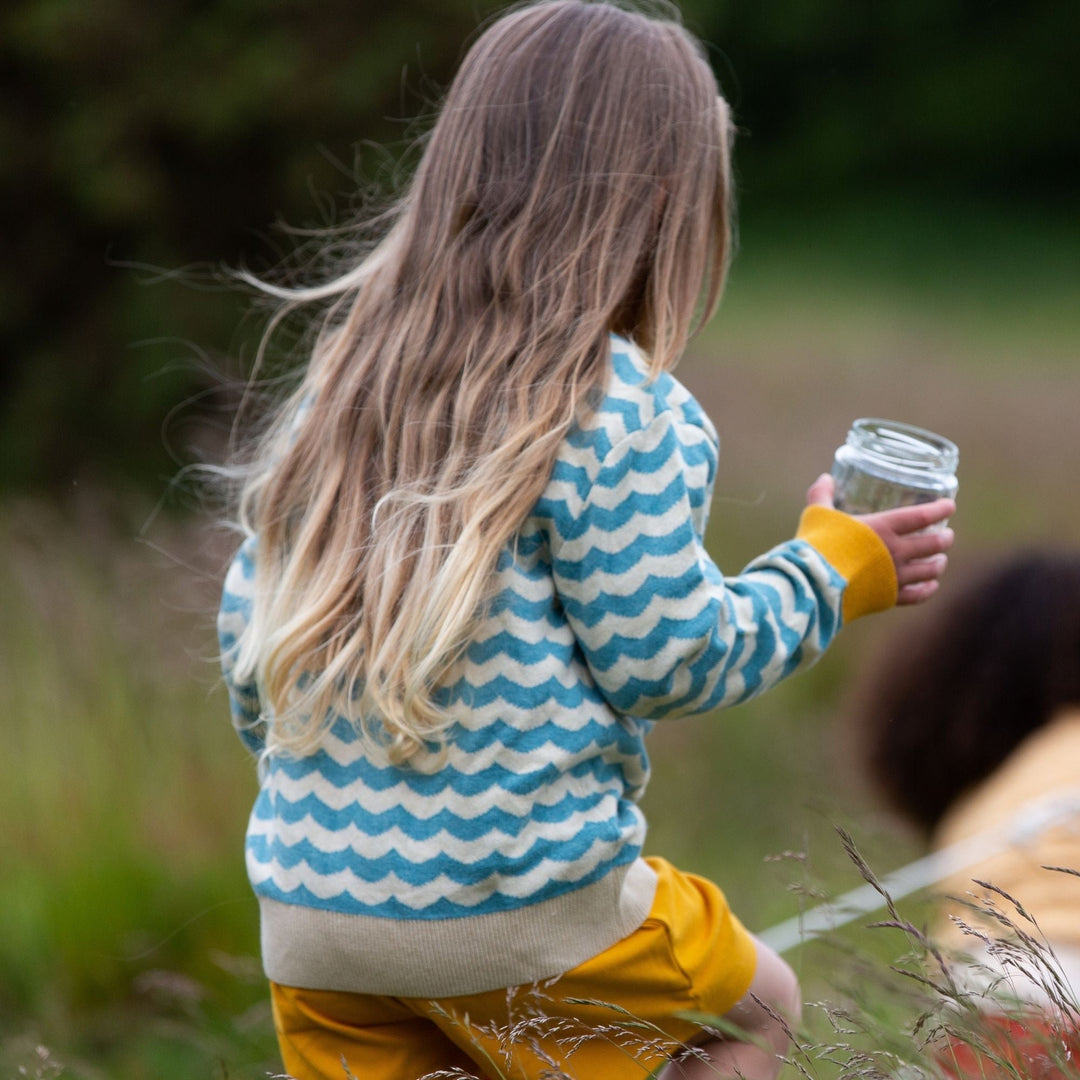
[{"left": 218, "top": 337, "right": 896, "bottom": 996}]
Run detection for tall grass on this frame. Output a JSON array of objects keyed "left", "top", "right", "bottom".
[{"left": 1, "top": 498, "right": 279, "bottom": 1078}]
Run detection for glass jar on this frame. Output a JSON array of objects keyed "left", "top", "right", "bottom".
[{"left": 831, "top": 418, "right": 958, "bottom": 518}]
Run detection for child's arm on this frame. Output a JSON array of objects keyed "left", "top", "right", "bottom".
[
  {"left": 217, "top": 536, "right": 267, "bottom": 754},
  {"left": 546, "top": 415, "right": 936, "bottom": 721}
]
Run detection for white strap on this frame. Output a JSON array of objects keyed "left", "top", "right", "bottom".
[{"left": 758, "top": 788, "right": 1080, "bottom": 954}]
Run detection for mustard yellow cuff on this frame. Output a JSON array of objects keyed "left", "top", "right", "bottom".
[{"left": 796, "top": 505, "right": 898, "bottom": 622}]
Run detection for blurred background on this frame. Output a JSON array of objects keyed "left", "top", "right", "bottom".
[{"left": 3, "top": 0, "right": 1078, "bottom": 1076}]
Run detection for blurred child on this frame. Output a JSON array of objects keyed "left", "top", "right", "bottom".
[
  {"left": 856, "top": 551, "right": 1080, "bottom": 1073},
  {"left": 217, "top": 3, "right": 954, "bottom": 1077}
]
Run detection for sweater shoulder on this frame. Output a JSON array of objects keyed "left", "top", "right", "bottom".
[{"left": 564, "top": 336, "right": 717, "bottom": 470}]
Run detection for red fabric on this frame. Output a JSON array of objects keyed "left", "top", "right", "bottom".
[{"left": 936, "top": 1014, "right": 1080, "bottom": 1079}]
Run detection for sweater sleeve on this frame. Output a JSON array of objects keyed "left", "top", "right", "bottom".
[
  {"left": 548, "top": 412, "right": 892, "bottom": 720},
  {"left": 216, "top": 536, "right": 266, "bottom": 755}
]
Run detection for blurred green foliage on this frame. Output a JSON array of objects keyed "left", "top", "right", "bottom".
[
  {"left": 0, "top": 501, "right": 276, "bottom": 1075},
  {"left": 2, "top": 0, "right": 1077, "bottom": 492}
]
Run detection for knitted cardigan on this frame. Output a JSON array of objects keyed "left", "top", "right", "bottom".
[{"left": 218, "top": 336, "right": 896, "bottom": 995}]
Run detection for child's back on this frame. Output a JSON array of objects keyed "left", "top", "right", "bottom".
[{"left": 220, "top": 338, "right": 872, "bottom": 999}]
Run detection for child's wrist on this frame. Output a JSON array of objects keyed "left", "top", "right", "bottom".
[{"left": 796, "top": 505, "right": 898, "bottom": 621}]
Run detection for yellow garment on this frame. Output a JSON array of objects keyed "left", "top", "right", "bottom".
[
  {"left": 795, "top": 504, "right": 898, "bottom": 622},
  {"left": 269, "top": 856, "right": 757, "bottom": 1080},
  {"left": 932, "top": 709, "right": 1080, "bottom": 951}
]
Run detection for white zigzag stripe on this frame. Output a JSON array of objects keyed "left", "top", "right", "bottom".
[
  {"left": 246, "top": 799, "right": 621, "bottom": 862},
  {"left": 318, "top": 710, "right": 635, "bottom": 770},
  {"left": 552, "top": 549, "right": 701, "bottom": 609},
  {"left": 551, "top": 503, "right": 700, "bottom": 564},
  {"left": 470, "top": 611, "right": 570, "bottom": 648},
  {"left": 219, "top": 606, "right": 248, "bottom": 633},
  {"left": 548, "top": 527, "right": 699, "bottom": 587},
  {"left": 565, "top": 614, "right": 724, "bottom": 683},
  {"left": 539, "top": 442, "right": 712, "bottom": 514},
  {"left": 497, "top": 568, "right": 558, "bottom": 604},
  {"left": 595, "top": 457, "right": 712, "bottom": 506},
  {"left": 316, "top": 737, "right": 643, "bottom": 784},
  {"left": 262, "top": 765, "right": 627, "bottom": 819},
  {"left": 456, "top": 654, "right": 587, "bottom": 691},
  {"left": 246, "top": 838, "right": 639, "bottom": 908},
  {"left": 452, "top": 654, "right": 601, "bottom": 696},
  {"left": 576, "top": 503, "right": 707, "bottom": 548}
]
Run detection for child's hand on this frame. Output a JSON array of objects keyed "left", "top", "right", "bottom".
[{"left": 806, "top": 474, "right": 955, "bottom": 606}]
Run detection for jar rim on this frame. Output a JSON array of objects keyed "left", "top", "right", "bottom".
[{"left": 846, "top": 418, "right": 959, "bottom": 474}]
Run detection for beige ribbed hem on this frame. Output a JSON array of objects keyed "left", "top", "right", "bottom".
[{"left": 260, "top": 858, "right": 659, "bottom": 998}]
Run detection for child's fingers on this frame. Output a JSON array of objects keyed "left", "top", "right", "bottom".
[
  {"left": 805, "top": 473, "right": 835, "bottom": 507},
  {"left": 880, "top": 498, "right": 956, "bottom": 535},
  {"left": 897, "top": 553, "right": 948, "bottom": 588},
  {"left": 896, "top": 526, "right": 955, "bottom": 563},
  {"left": 897, "top": 578, "right": 941, "bottom": 606},
  {"left": 854, "top": 500, "right": 954, "bottom": 606}
]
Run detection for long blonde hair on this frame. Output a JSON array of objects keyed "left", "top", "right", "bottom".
[{"left": 231, "top": 0, "right": 735, "bottom": 763}]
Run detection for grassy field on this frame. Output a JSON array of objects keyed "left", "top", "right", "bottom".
[{"left": 4, "top": 205, "right": 1078, "bottom": 1078}]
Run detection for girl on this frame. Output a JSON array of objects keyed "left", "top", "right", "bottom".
[{"left": 217, "top": 3, "right": 955, "bottom": 1077}]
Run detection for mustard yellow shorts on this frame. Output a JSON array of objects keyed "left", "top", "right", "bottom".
[{"left": 270, "top": 856, "right": 758, "bottom": 1080}]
